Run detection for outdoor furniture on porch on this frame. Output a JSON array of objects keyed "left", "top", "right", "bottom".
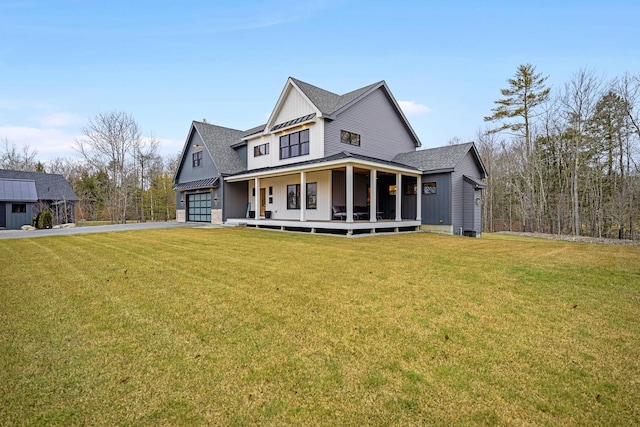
[
  {"left": 353, "top": 206, "right": 369, "bottom": 220},
  {"left": 332, "top": 206, "right": 347, "bottom": 220}
]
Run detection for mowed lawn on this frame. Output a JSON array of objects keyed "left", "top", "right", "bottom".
[{"left": 1, "top": 228, "right": 639, "bottom": 426}]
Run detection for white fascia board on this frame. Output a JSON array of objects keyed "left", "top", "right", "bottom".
[
  {"left": 264, "top": 79, "right": 323, "bottom": 132},
  {"left": 224, "top": 158, "right": 421, "bottom": 182}
]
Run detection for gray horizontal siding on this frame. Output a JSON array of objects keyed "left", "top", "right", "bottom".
[
  {"left": 452, "top": 151, "right": 484, "bottom": 234},
  {"left": 324, "top": 88, "right": 417, "bottom": 161}
]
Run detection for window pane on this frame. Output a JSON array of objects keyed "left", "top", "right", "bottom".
[
  {"left": 290, "top": 144, "right": 299, "bottom": 157},
  {"left": 300, "top": 129, "right": 309, "bottom": 143},
  {"left": 281, "top": 146, "right": 289, "bottom": 159},
  {"left": 341, "top": 130, "right": 350, "bottom": 144},
  {"left": 287, "top": 184, "right": 300, "bottom": 209},
  {"left": 351, "top": 133, "right": 360, "bottom": 146},
  {"left": 280, "top": 135, "right": 289, "bottom": 148},
  {"left": 306, "top": 182, "right": 317, "bottom": 209},
  {"left": 300, "top": 142, "right": 309, "bottom": 155},
  {"left": 290, "top": 132, "right": 299, "bottom": 145},
  {"left": 423, "top": 182, "right": 437, "bottom": 194}
]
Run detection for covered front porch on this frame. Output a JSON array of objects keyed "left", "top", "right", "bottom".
[{"left": 224, "top": 153, "right": 423, "bottom": 234}]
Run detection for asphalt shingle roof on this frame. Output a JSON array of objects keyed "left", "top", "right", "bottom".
[
  {"left": 180, "top": 78, "right": 430, "bottom": 184},
  {"left": 290, "top": 77, "right": 382, "bottom": 116},
  {"left": 192, "top": 121, "right": 247, "bottom": 175},
  {"left": 0, "top": 169, "right": 78, "bottom": 201},
  {"left": 393, "top": 142, "right": 475, "bottom": 172}
]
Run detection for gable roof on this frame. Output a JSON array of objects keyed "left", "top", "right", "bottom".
[
  {"left": 393, "top": 142, "right": 487, "bottom": 177},
  {"left": 0, "top": 178, "right": 38, "bottom": 202},
  {"left": 191, "top": 121, "right": 246, "bottom": 175},
  {"left": 290, "top": 77, "right": 381, "bottom": 116},
  {"left": 0, "top": 169, "right": 78, "bottom": 201},
  {"left": 286, "top": 77, "right": 422, "bottom": 147}
]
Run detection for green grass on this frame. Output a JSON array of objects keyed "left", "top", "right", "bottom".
[
  {"left": 76, "top": 220, "right": 138, "bottom": 226},
  {"left": 1, "top": 229, "right": 639, "bottom": 426}
]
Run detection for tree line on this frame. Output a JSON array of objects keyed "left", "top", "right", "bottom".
[
  {"left": 3, "top": 67, "right": 639, "bottom": 239},
  {"left": 1, "top": 111, "right": 179, "bottom": 224},
  {"left": 478, "top": 64, "right": 639, "bottom": 240}
]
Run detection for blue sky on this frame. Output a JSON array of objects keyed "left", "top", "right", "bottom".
[{"left": 1, "top": 0, "right": 639, "bottom": 162}]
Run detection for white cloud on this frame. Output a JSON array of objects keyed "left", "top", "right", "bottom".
[
  {"left": 39, "top": 112, "right": 85, "bottom": 128},
  {"left": 398, "top": 101, "right": 433, "bottom": 115},
  {"left": 0, "top": 125, "right": 80, "bottom": 160},
  {"left": 146, "top": 136, "right": 184, "bottom": 157}
]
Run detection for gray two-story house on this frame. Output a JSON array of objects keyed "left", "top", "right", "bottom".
[{"left": 173, "top": 77, "right": 487, "bottom": 236}]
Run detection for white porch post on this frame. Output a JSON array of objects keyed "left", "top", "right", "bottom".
[
  {"left": 395, "top": 173, "right": 402, "bottom": 221},
  {"left": 254, "top": 177, "right": 260, "bottom": 219},
  {"left": 346, "top": 164, "right": 354, "bottom": 223},
  {"left": 300, "top": 171, "right": 306, "bottom": 222},
  {"left": 416, "top": 175, "right": 422, "bottom": 221},
  {"left": 370, "top": 169, "right": 377, "bottom": 222}
]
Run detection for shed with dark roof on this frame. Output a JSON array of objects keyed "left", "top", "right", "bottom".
[{"left": 0, "top": 169, "right": 78, "bottom": 229}]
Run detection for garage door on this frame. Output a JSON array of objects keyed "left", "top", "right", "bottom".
[{"left": 187, "top": 193, "right": 211, "bottom": 222}]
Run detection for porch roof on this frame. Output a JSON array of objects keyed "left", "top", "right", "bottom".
[
  {"left": 225, "top": 151, "right": 422, "bottom": 182},
  {"left": 173, "top": 177, "right": 219, "bottom": 191}
]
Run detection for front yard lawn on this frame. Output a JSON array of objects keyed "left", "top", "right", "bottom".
[{"left": 1, "top": 228, "right": 638, "bottom": 425}]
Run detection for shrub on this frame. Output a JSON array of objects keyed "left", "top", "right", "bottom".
[{"left": 36, "top": 210, "right": 53, "bottom": 229}]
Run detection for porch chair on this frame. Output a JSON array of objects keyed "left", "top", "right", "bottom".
[{"left": 332, "top": 206, "right": 347, "bottom": 220}]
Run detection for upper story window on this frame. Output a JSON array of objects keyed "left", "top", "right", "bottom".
[
  {"left": 280, "top": 129, "right": 310, "bottom": 160},
  {"left": 341, "top": 130, "right": 360, "bottom": 147},
  {"left": 254, "top": 143, "right": 269, "bottom": 157},
  {"left": 192, "top": 151, "right": 203, "bottom": 167}
]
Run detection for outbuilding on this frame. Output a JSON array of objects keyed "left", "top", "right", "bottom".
[{"left": 0, "top": 169, "right": 78, "bottom": 230}]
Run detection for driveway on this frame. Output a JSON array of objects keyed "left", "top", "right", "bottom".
[{"left": 0, "top": 222, "right": 212, "bottom": 240}]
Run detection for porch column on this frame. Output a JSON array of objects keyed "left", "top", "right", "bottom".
[
  {"left": 416, "top": 175, "right": 422, "bottom": 221},
  {"left": 300, "top": 171, "right": 307, "bottom": 222},
  {"left": 346, "top": 164, "right": 354, "bottom": 223},
  {"left": 370, "top": 169, "right": 377, "bottom": 222},
  {"left": 395, "top": 173, "right": 402, "bottom": 221},
  {"left": 254, "top": 177, "right": 260, "bottom": 219}
]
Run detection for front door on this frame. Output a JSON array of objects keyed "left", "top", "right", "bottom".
[{"left": 260, "top": 188, "right": 266, "bottom": 216}]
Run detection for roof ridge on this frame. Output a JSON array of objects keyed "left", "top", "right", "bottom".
[
  {"left": 193, "top": 120, "right": 244, "bottom": 133},
  {"left": 289, "top": 77, "right": 340, "bottom": 98}
]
